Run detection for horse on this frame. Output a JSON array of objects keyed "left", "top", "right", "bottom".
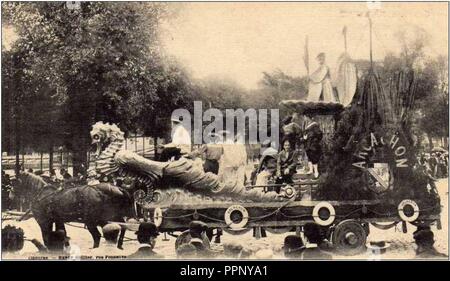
[{"left": 15, "top": 171, "right": 135, "bottom": 249}]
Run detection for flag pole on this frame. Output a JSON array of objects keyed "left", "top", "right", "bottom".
[
  {"left": 303, "top": 35, "right": 310, "bottom": 76},
  {"left": 367, "top": 12, "right": 373, "bottom": 68},
  {"left": 343, "top": 26, "right": 348, "bottom": 53}
]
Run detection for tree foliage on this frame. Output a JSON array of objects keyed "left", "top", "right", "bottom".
[{"left": 1, "top": 2, "right": 192, "bottom": 172}]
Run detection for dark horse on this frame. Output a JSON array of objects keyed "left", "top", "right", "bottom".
[{"left": 15, "top": 172, "right": 135, "bottom": 248}]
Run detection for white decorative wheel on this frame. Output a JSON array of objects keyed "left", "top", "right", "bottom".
[
  {"left": 398, "top": 199, "right": 419, "bottom": 222},
  {"left": 153, "top": 207, "right": 163, "bottom": 227},
  {"left": 224, "top": 205, "right": 249, "bottom": 230},
  {"left": 312, "top": 201, "right": 336, "bottom": 226}
]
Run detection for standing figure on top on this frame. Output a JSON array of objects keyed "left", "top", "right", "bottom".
[
  {"left": 308, "top": 53, "right": 338, "bottom": 103},
  {"left": 303, "top": 121, "right": 323, "bottom": 178}
]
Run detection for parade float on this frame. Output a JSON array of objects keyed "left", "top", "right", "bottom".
[
  {"left": 77, "top": 21, "right": 442, "bottom": 255},
  {"left": 9, "top": 22, "right": 440, "bottom": 256},
  {"left": 83, "top": 63, "right": 441, "bottom": 256}
]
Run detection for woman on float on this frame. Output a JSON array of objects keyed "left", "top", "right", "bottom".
[{"left": 276, "top": 139, "right": 299, "bottom": 186}]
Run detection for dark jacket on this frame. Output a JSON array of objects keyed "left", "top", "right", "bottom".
[{"left": 277, "top": 150, "right": 299, "bottom": 176}]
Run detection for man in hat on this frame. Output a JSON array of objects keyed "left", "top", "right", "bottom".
[
  {"left": 308, "top": 52, "right": 337, "bottom": 103},
  {"left": 187, "top": 221, "right": 212, "bottom": 257},
  {"left": 167, "top": 116, "right": 191, "bottom": 156},
  {"left": 128, "top": 222, "right": 163, "bottom": 259},
  {"left": 413, "top": 226, "right": 447, "bottom": 258},
  {"left": 283, "top": 235, "right": 305, "bottom": 259},
  {"left": 91, "top": 223, "right": 123, "bottom": 257}
]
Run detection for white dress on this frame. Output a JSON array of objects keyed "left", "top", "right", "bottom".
[
  {"left": 171, "top": 124, "right": 191, "bottom": 153},
  {"left": 308, "top": 64, "right": 335, "bottom": 103}
]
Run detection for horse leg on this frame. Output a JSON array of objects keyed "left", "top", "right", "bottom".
[
  {"left": 86, "top": 223, "right": 101, "bottom": 249},
  {"left": 55, "top": 221, "right": 69, "bottom": 247},
  {"left": 117, "top": 226, "right": 126, "bottom": 250},
  {"left": 36, "top": 219, "right": 53, "bottom": 248}
]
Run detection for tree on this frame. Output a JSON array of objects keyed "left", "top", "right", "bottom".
[
  {"left": 193, "top": 76, "right": 245, "bottom": 110},
  {"left": 2, "top": 2, "right": 187, "bottom": 173},
  {"left": 416, "top": 56, "right": 449, "bottom": 149}
]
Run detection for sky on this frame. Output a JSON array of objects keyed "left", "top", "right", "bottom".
[{"left": 160, "top": 2, "right": 448, "bottom": 89}]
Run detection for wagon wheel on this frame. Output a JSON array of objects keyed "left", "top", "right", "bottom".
[{"left": 331, "top": 220, "right": 368, "bottom": 255}]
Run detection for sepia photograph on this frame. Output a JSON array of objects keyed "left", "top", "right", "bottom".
[{"left": 0, "top": 0, "right": 448, "bottom": 263}]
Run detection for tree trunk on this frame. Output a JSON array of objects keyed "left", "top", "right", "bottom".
[
  {"left": 427, "top": 133, "right": 433, "bottom": 151},
  {"left": 48, "top": 141, "right": 54, "bottom": 172},
  {"left": 14, "top": 117, "right": 20, "bottom": 174},
  {"left": 71, "top": 133, "right": 89, "bottom": 176},
  {"left": 154, "top": 136, "right": 158, "bottom": 160}
]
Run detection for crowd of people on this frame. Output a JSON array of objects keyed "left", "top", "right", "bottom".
[
  {"left": 5, "top": 218, "right": 444, "bottom": 259},
  {"left": 418, "top": 152, "right": 448, "bottom": 179},
  {"left": 0, "top": 220, "right": 333, "bottom": 259},
  {"left": 1, "top": 221, "right": 162, "bottom": 260}
]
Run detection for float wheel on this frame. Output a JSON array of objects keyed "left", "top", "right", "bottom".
[{"left": 332, "top": 220, "right": 368, "bottom": 255}]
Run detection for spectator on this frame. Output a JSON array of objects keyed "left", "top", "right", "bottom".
[
  {"left": 49, "top": 169, "right": 58, "bottom": 183},
  {"left": 60, "top": 168, "right": 72, "bottom": 180},
  {"left": 302, "top": 223, "right": 332, "bottom": 259},
  {"left": 128, "top": 222, "right": 163, "bottom": 259},
  {"left": 429, "top": 153, "right": 438, "bottom": 177},
  {"left": 91, "top": 223, "right": 123, "bottom": 257},
  {"left": 188, "top": 221, "right": 212, "bottom": 257},
  {"left": 413, "top": 226, "right": 447, "bottom": 258},
  {"left": 283, "top": 235, "right": 305, "bottom": 258},
  {"left": 2, "top": 225, "right": 25, "bottom": 253},
  {"left": 176, "top": 243, "right": 198, "bottom": 258},
  {"left": 2, "top": 225, "right": 48, "bottom": 258},
  {"left": 1, "top": 171, "right": 13, "bottom": 210}
]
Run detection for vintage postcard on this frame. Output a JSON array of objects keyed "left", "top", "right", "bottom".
[{"left": 1, "top": 1, "right": 448, "bottom": 262}]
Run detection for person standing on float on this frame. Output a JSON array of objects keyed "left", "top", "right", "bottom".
[{"left": 308, "top": 53, "right": 336, "bottom": 103}]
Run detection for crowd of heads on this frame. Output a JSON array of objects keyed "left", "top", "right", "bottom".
[{"left": 1, "top": 220, "right": 447, "bottom": 259}]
